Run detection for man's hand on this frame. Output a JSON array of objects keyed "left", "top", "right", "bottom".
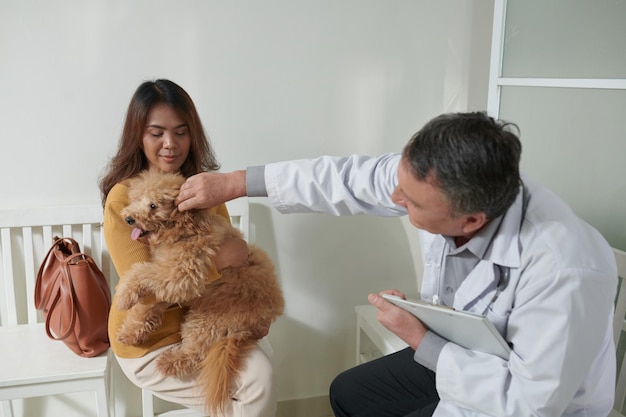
[
  {"left": 176, "top": 170, "right": 247, "bottom": 212},
  {"left": 369, "top": 290, "right": 427, "bottom": 350}
]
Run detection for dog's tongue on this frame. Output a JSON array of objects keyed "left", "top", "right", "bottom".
[{"left": 131, "top": 227, "right": 144, "bottom": 241}]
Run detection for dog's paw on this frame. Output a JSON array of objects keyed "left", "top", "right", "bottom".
[
  {"left": 118, "top": 315, "right": 163, "bottom": 346},
  {"left": 117, "top": 284, "right": 153, "bottom": 310},
  {"left": 116, "top": 291, "right": 140, "bottom": 310},
  {"left": 142, "top": 310, "right": 164, "bottom": 334},
  {"left": 155, "top": 348, "right": 197, "bottom": 378},
  {"left": 117, "top": 323, "right": 143, "bottom": 345}
]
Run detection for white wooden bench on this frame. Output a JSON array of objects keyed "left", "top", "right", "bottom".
[
  {"left": 0, "top": 205, "right": 116, "bottom": 417},
  {"left": 355, "top": 304, "right": 407, "bottom": 364},
  {"left": 356, "top": 247, "right": 626, "bottom": 416}
]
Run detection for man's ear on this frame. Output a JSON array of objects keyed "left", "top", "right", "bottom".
[{"left": 461, "top": 212, "right": 488, "bottom": 235}]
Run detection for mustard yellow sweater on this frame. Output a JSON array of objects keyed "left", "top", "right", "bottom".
[{"left": 104, "top": 182, "right": 230, "bottom": 358}]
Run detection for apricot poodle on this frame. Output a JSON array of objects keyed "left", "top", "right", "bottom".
[{"left": 115, "top": 169, "right": 284, "bottom": 415}]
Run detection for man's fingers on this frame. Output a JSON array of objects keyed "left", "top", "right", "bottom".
[
  {"left": 368, "top": 293, "right": 389, "bottom": 310},
  {"left": 176, "top": 196, "right": 193, "bottom": 212},
  {"left": 179, "top": 180, "right": 191, "bottom": 191}
]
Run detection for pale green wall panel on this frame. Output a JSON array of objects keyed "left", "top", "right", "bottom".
[
  {"left": 499, "top": 86, "right": 626, "bottom": 249},
  {"left": 502, "top": 0, "right": 626, "bottom": 79}
]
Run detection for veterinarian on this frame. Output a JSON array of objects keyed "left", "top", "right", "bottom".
[
  {"left": 176, "top": 111, "right": 618, "bottom": 417},
  {"left": 100, "top": 79, "right": 277, "bottom": 417}
]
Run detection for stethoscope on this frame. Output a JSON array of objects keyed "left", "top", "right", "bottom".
[
  {"left": 481, "top": 264, "right": 511, "bottom": 315},
  {"left": 478, "top": 185, "right": 527, "bottom": 315},
  {"left": 432, "top": 263, "right": 511, "bottom": 315}
]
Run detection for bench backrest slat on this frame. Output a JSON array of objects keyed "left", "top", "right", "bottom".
[{"left": 0, "top": 206, "right": 114, "bottom": 327}]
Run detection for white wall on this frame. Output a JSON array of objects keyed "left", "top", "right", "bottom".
[{"left": 0, "top": 1, "right": 494, "bottom": 415}]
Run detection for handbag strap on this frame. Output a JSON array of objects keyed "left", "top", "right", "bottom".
[
  {"left": 43, "top": 251, "right": 82, "bottom": 341},
  {"left": 35, "top": 236, "right": 81, "bottom": 308}
]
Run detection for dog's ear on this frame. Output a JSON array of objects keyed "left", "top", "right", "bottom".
[
  {"left": 162, "top": 173, "right": 186, "bottom": 201},
  {"left": 170, "top": 207, "right": 196, "bottom": 232},
  {"left": 126, "top": 171, "right": 147, "bottom": 201},
  {"left": 169, "top": 207, "right": 181, "bottom": 220}
]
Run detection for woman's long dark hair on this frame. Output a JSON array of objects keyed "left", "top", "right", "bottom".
[{"left": 99, "top": 79, "right": 220, "bottom": 206}]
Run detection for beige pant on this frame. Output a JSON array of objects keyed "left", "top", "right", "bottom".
[{"left": 116, "top": 341, "right": 277, "bottom": 417}]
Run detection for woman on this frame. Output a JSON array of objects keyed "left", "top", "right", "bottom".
[{"left": 99, "top": 79, "right": 276, "bottom": 416}]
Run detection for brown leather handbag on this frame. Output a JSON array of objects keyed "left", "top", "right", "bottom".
[{"left": 35, "top": 236, "right": 111, "bottom": 357}]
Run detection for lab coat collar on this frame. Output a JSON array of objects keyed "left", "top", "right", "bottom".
[
  {"left": 448, "top": 183, "right": 525, "bottom": 269},
  {"left": 485, "top": 183, "right": 525, "bottom": 269},
  {"left": 448, "top": 214, "right": 504, "bottom": 259}
]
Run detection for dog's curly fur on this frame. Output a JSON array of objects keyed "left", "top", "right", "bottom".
[{"left": 115, "top": 169, "right": 284, "bottom": 415}]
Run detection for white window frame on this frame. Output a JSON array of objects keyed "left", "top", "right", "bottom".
[{"left": 487, "top": 0, "right": 626, "bottom": 118}]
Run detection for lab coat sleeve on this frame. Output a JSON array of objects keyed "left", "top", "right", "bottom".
[
  {"left": 434, "top": 266, "right": 616, "bottom": 416},
  {"left": 264, "top": 153, "right": 406, "bottom": 216}
]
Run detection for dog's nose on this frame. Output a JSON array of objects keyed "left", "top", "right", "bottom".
[{"left": 125, "top": 216, "right": 135, "bottom": 225}]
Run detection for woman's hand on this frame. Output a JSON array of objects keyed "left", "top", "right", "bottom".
[
  {"left": 368, "top": 290, "right": 427, "bottom": 350},
  {"left": 176, "top": 170, "right": 247, "bottom": 212},
  {"left": 214, "top": 238, "right": 249, "bottom": 271},
  {"left": 213, "top": 239, "right": 270, "bottom": 339},
  {"left": 251, "top": 321, "right": 271, "bottom": 339}
]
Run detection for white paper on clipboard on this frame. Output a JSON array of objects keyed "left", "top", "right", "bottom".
[{"left": 382, "top": 294, "right": 511, "bottom": 360}]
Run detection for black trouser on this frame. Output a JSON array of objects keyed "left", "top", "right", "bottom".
[{"left": 329, "top": 347, "right": 439, "bottom": 417}]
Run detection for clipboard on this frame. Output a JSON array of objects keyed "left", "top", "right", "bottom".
[{"left": 382, "top": 294, "right": 511, "bottom": 359}]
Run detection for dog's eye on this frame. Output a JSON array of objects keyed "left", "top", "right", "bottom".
[{"left": 150, "top": 203, "right": 157, "bottom": 210}]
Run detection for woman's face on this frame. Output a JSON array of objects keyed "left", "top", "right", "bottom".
[{"left": 142, "top": 103, "right": 191, "bottom": 173}]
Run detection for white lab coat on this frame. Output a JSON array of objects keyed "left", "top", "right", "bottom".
[{"left": 263, "top": 153, "right": 617, "bottom": 417}]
